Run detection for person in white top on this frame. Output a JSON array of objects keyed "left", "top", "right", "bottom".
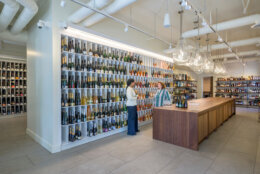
[{"left": 126, "top": 79, "right": 139, "bottom": 135}]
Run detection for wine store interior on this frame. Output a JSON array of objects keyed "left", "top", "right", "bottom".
[{"left": 0, "top": 0, "right": 260, "bottom": 173}]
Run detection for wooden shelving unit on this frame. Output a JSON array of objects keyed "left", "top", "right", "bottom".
[
  {"left": 215, "top": 78, "right": 260, "bottom": 108},
  {"left": 0, "top": 60, "right": 27, "bottom": 117},
  {"left": 171, "top": 74, "right": 197, "bottom": 104}
]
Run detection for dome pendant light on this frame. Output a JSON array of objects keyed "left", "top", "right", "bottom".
[{"left": 163, "top": 0, "right": 171, "bottom": 28}]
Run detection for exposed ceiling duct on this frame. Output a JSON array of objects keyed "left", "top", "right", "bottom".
[
  {"left": 68, "top": 0, "right": 110, "bottom": 24},
  {"left": 0, "top": 0, "right": 19, "bottom": 32},
  {"left": 10, "top": 0, "right": 38, "bottom": 34},
  {"left": 223, "top": 57, "right": 260, "bottom": 64},
  {"left": 202, "top": 37, "right": 260, "bottom": 51},
  {"left": 182, "top": 14, "right": 260, "bottom": 38},
  {"left": 83, "top": 0, "right": 136, "bottom": 27},
  {"left": 0, "top": 30, "right": 27, "bottom": 44},
  {"left": 211, "top": 50, "right": 260, "bottom": 59}
]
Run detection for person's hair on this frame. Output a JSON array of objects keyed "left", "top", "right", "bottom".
[
  {"left": 158, "top": 82, "right": 166, "bottom": 89},
  {"left": 126, "top": 79, "right": 135, "bottom": 89}
]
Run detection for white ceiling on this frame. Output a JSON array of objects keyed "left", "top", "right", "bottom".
[{"left": 71, "top": 0, "right": 260, "bottom": 58}]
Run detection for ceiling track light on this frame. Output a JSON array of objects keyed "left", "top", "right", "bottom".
[
  {"left": 60, "top": 0, "right": 66, "bottom": 7},
  {"left": 124, "top": 24, "right": 128, "bottom": 32},
  {"left": 217, "top": 36, "right": 223, "bottom": 42},
  {"left": 163, "top": 0, "right": 171, "bottom": 28},
  {"left": 201, "top": 19, "right": 207, "bottom": 27},
  {"left": 163, "top": 13, "right": 171, "bottom": 28},
  {"left": 181, "top": 0, "right": 187, "bottom": 7}
]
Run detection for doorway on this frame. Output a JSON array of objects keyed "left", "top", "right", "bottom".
[{"left": 203, "top": 76, "right": 213, "bottom": 98}]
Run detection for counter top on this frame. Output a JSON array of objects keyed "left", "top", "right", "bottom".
[{"left": 155, "top": 97, "right": 235, "bottom": 114}]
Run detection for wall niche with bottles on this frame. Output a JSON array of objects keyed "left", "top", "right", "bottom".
[
  {"left": 60, "top": 34, "right": 174, "bottom": 149},
  {"left": 0, "top": 60, "right": 27, "bottom": 117}
]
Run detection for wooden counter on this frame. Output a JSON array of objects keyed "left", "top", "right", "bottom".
[{"left": 153, "top": 97, "right": 235, "bottom": 150}]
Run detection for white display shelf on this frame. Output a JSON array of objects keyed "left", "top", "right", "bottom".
[
  {"left": 60, "top": 33, "right": 174, "bottom": 150},
  {"left": 61, "top": 119, "right": 152, "bottom": 151}
]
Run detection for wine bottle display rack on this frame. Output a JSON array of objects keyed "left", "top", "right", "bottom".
[
  {"left": 0, "top": 60, "right": 27, "bottom": 117},
  {"left": 61, "top": 34, "right": 174, "bottom": 148},
  {"left": 171, "top": 74, "right": 197, "bottom": 106},
  {"left": 216, "top": 76, "right": 260, "bottom": 108}
]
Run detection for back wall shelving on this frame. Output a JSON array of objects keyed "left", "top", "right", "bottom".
[
  {"left": 215, "top": 76, "right": 260, "bottom": 108},
  {"left": 0, "top": 59, "right": 27, "bottom": 117}
]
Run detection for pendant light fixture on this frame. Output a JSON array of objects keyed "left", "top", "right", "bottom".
[
  {"left": 163, "top": 0, "right": 171, "bottom": 28},
  {"left": 172, "top": 9, "right": 191, "bottom": 64}
]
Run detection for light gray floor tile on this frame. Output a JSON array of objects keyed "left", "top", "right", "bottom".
[
  {"left": 209, "top": 149, "right": 255, "bottom": 174},
  {"left": 158, "top": 151, "right": 213, "bottom": 174},
  {"left": 1, "top": 109, "right": 260, "bottom": 174}
]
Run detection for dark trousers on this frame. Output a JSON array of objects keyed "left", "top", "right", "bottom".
[{"left": 127, "top": 106, "right": 138, "bottom": 135}]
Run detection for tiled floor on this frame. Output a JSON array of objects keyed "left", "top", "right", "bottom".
[{"left": 0, "top": 108, "right": 259, "bottom": 174}]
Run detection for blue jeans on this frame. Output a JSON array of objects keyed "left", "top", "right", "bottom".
[{"left": 127, "top": 106, "right": 138, "bottom": 135}]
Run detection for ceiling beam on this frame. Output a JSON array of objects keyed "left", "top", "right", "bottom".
[{"left": 211, "top": 50, "right": 260, "bottom": 59}]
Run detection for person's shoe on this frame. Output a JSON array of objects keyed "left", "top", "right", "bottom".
[{"left": 127, "top": 132, "right": 136, "bottom": 136}]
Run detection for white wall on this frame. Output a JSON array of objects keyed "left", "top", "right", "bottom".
[
  {"left": 0, "top": 42, "right": 26, "bottom": 58},
  {"left": 26, "top": 0, "right": 61, "bottom": 153}
]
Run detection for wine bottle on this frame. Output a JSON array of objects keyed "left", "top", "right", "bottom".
[
  {"left": 61, "top": 109, "right": 68, "bottom": 125},
  {"left": 103, "top": 116, "right": 108, "bottom": 132},
  {"left": 75, "top": 110, "right": 81, "bottom": 123},
  {"left": 93, "top": 89, "right": 98, "bottom": 104},
  {"left": 75, "top": 42, "right": 78, "bottom": 53},
  {"left": 69, "top": 126, "right": 74, "bottom": 142},
  {"left": 98, "top": 119, "right": 103, "bottom": 134},
  {"left": 107, "top": 89, "right": 111, "bottom": 103},
  {"left": 81, "top": 58, "right": 86, "bottom": 71},
  {"left": 75, "top": 125, "right": 82, "bottom": 140},
  {"left": 102, "top": 75, "right": 106, "bottom": 89},
  {"left": 68, "top": 108, "right": 75, "bottom": 124},
  {"left": 61, "top": 37, "right": 68, "bottom": 51},
  {"left": 93, "top": 120, "right": 97, "bottom": 136},
  {"left": 97, "top": 74, "right": 102, "bottom": 88},
  {"left": 87, "top": 57, "right": 93, "bottom": 72},
  {"left": 102, "top": 89, "right": 107, "bottom": 103},
  {"left": 87, "top": 73, "right": 92, "bottom": 88},
  {"left": 75, "top": 74, "right": 80, "bottom": 88},
  {"left": 70, "top": 40, "right": 75, "bottom": 53},
  {"left": 98, "top": 89, "right": 102, "bottom": 104},
  {"left": 61, "top": 74, "right": 68, "bottom": 89},
  {"left": 75, "top": 91, "right": 81, "bottom": 106},
  {"left": 82, "top": 43, "right": 87, "bottom": 55},
  {"left": 81, "top": 108, "right": 86, "bottom": 122},
  {"left": 88, "top": 121, "right": 93, "bottom": 137},
  {"left": 61, "top": 55, "right": 67, "bottom": 68},
  {"left": 88, "top": 89, "right": 93, "bottom": 105},
  {"left": 103, "top": 46, "right": 107, "bottom": 58}
]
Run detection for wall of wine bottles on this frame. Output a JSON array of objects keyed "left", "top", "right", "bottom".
[
  {"left": 60, "top": 34, "right": 174, "bottom": 149},
  {"left": 215, "top": 76, "right": 260, "bottom": 108},
  {"left": 0, "top": 60, "right": 27, "bottom": 117}
]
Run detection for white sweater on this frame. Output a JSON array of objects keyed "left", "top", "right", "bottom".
[{"left": 126, "top": 87, "right": 137, "bottom": 106}]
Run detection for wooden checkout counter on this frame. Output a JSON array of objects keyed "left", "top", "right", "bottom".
[{"left": 153, "top": 97, "right": 236, "bottom": 150}]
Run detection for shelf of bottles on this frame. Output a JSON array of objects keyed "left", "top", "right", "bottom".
[
  {"left": 171, "top": 74, "right": 197, "bottom": 106},
  {"left": 0, "top": 60, "right": 27, "bottom": 116},
  {"left": 215, "top": 76, "right": 260, "bottom": 108},
  {"left": 61, "top": 34, "right": 174, "bottom": 146}
]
